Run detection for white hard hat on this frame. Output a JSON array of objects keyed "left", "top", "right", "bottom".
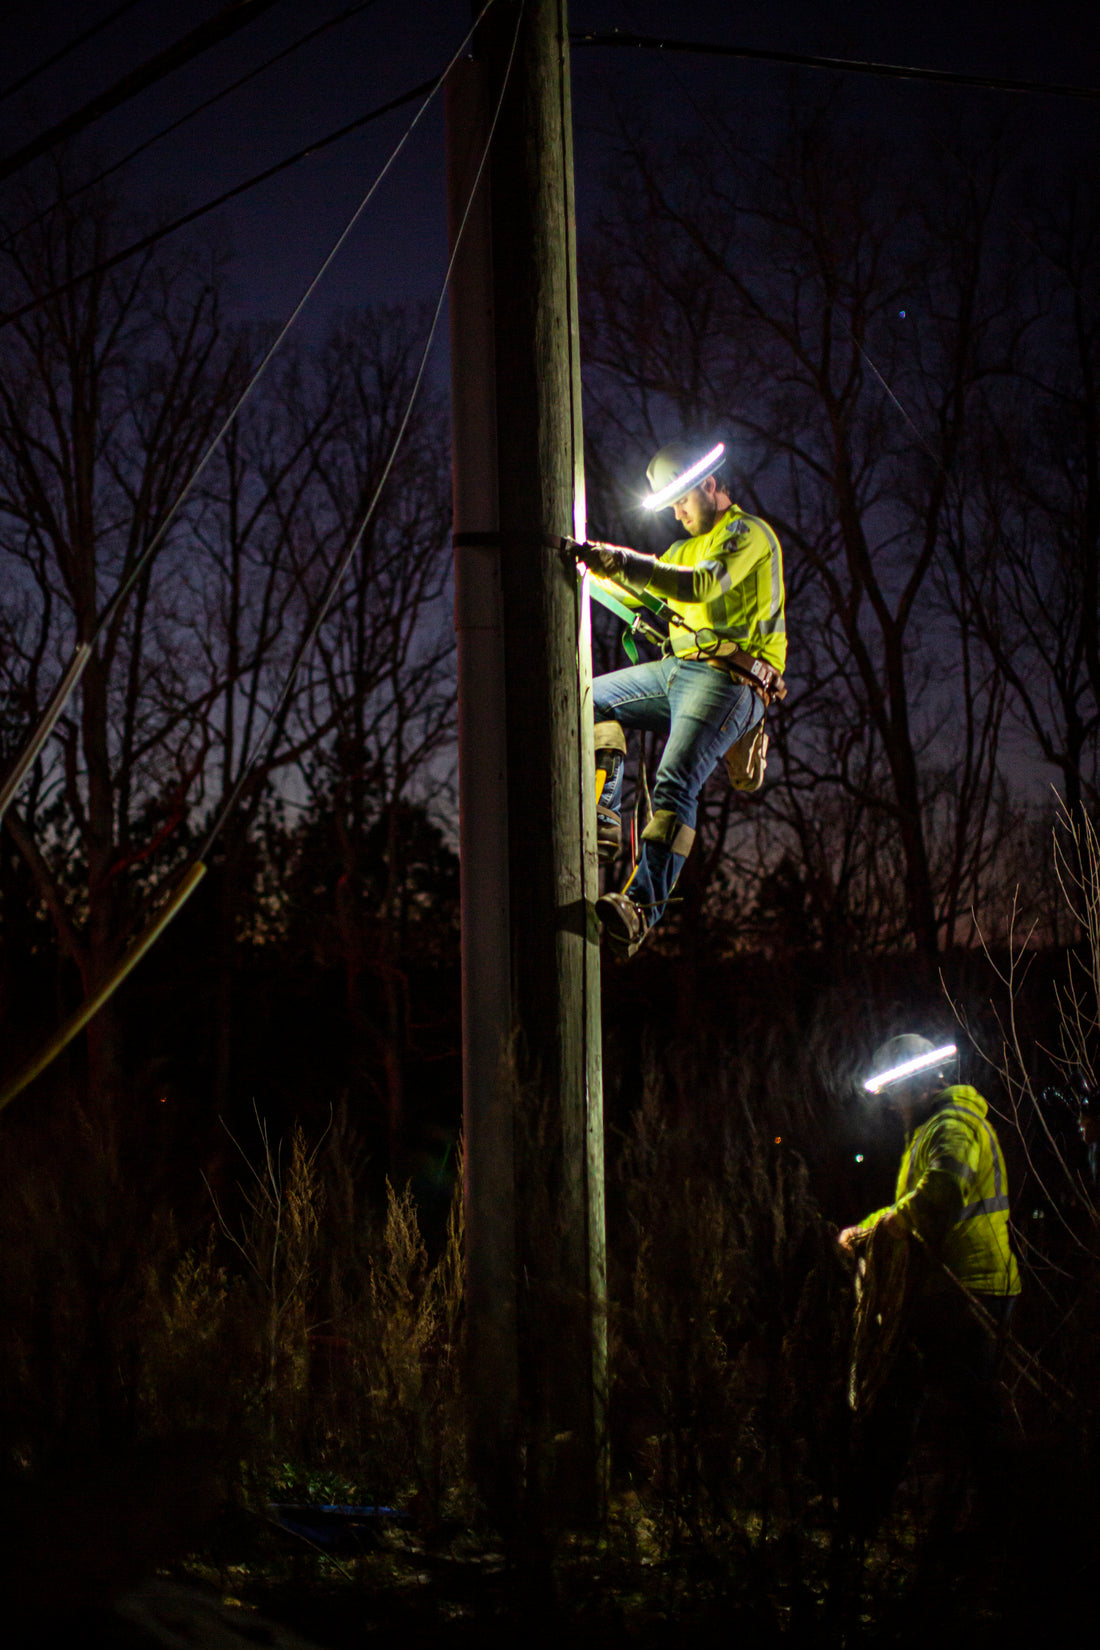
[
  {"left": 644, "top": 439, "right": 726, "bottom": 511},
  {"left": 864, "top": 1034, "right": 957, "bottom": 1095}
]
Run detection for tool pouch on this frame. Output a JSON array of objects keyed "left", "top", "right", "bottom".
[{"left": 726, "top": 717, "right": 769, "bottom": 792}]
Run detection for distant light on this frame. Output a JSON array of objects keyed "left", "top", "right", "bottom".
[
  {"left": 774, "top": 1135, "right": 782, "bottom": 1145},
  {"left": 864, "top": 1042, "right": 956, "bottom": 1095},
  {"left": 159, "top": 1095, "right": 168, "bottom": 1104},
  {"left": 643, "top": 442, "right": 726, "bottom": 511},
  {"left": 899, "top": 309, "right": 906, "bottom": 318},
  {"left": 854, "top": 1153, "right": 864, "bottom": 1163}
]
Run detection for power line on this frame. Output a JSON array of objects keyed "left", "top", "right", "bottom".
[
  {"left": 0, "top": 0, "right": 287, "bottom": 185},
  {"left": 0, "top": 0, "right": 151, "bottom": 104},
  {"left": 2, "top": 0, "right": 385, "bottom": 252},
  {"left": 570, "top": 29, "right": 1100, "bottom": 101},
  {"left": 197, "top": 0, "right": 522, "bottom": 862},
  {"left": 0, "top": 0, "right": 521, "bottom": 1114},
  {"left": 0, "top": 76, "right": 435, "bottom": 330},
  {"left": 0, "top": 5, "right": 495, "bottom": 831}
]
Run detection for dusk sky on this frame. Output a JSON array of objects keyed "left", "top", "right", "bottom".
[{"left": 4, "top": 1, "right": 1098, "bottom": 335}]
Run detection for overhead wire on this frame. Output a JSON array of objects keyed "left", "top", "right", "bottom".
[
  {"left": 1, "top": 0, "right": 386, "bottom": 252},
  {"left": 0, "top": 0, "right": 287, "bottom": 185},
  {"left": 596, "top": 6, "right": 952, "bottom": 491},
  {"left": 195, "top": 0, "right": 523, "bottom": 865},
  {"left": 0, "top": 14, "right": 489, "bottom": 835},
  {"left": 0, "top": 79, "right": 429, "bottom": 833},
  {"left": 0, "top": 0, "right": 151, "bottom": 104},
  {"left": 0, "top": 76, "right": 436, "bottom": 330},
  {"left": 0, "top": 0, "right": 516, "bottom": 1111},
  {"left": 570, "top": 29, "right": 1100, "bottom": 102}
]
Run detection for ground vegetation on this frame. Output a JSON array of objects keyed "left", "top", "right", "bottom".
[{"left": 1, "top": 114, "right": 1099, "bottom": 1647}]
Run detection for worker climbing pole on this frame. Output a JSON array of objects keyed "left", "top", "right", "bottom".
[{"left": 576, "top": 438, "right": 788, "bottom": 958}]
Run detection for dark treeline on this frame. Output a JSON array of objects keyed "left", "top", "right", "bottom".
[
  {"left": 0, "top": 159, "right": 457, "bottom": 1160},
  {"left": 2, "top": 111, "right": 1098, "bottom": 1157},
  {"left": 583, "top": 97, "right": 1100, "bottom": 959},
  {"left": 0, "top": 110, "right": 1099, "bottom": 1641}
]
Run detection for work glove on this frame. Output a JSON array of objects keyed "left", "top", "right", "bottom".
[{"left": 575, "top": 540, "right": 633, "bottom": 578}]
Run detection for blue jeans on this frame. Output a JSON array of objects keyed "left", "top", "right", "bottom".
[{"left": 593, "top": 655, "right": 762, "bottom": 926}]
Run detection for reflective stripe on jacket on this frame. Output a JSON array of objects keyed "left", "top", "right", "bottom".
[
  {"left": 858, "top": 1084, "right": 1021, "bottom": 1297},
  {"left": 639, "top": 506, "right": 787, "bottom": 671}
]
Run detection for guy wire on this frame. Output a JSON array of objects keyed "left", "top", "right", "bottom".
[
  {"left": 0, "top": 0, "right": 500, "bottom": 832},
  {"left": 0, "top": 0, "right": 525, "bottom": 1111}
]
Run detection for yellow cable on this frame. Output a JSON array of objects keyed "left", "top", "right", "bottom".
[{"left": 0, "top": 860, "right": 207, "bottom": 1113}]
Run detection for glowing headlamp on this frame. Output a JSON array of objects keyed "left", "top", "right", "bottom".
[
  {"left": 863, "top": 1042, "right": 957, "bottom": 1095},
  {"left": 643, "top": 442, "right": 726, "bottom": 511}
]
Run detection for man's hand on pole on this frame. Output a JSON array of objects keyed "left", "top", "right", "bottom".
[{"left": 574, "top": 540, "right": 633, "bottom": 579}]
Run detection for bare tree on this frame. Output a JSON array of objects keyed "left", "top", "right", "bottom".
[
  {"left": 0, "top": 171, "right": 244, "bottom": 1106},
  {"left": 583, "top": 103, "right": 1029, "bottom": 955},
  {"left": 948, "top": 166, "right": 1100, "bottom": 823},
  {"left": 284, "top": 310, "right": 455, "bottom": 1166},
  {"left": 0, "top": 172, "right": 455, "bottom": 1129}
]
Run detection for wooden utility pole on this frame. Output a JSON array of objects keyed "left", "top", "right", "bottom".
[{"left": 446, "top": 0, "right": 606, "bottom": 1526}]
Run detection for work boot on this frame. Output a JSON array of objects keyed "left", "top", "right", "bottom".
[
  {"left": 596, "top": 891, "right": 648, "bottom": 959},
  {"left": 596, "top": 805, "right": 622, "bottom": 865}
]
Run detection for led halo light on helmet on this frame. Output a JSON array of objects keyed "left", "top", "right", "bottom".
[
  {"left": 863, "top": 1041, "right": 957, "bottom": 1095},
  {"left": 643, "top": 441, "right": 726, "bottom": 511}
]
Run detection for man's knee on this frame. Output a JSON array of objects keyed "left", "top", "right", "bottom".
[{"left": 641, "top": 808, "right": 695, "bottom": 858}]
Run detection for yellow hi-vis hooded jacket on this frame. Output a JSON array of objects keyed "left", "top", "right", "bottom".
[
  {"left": 634, "top": 506, "right": 786, "bottom": 671},
  {"left": 857, "top": 1085, "right": 1021, "bottom": 1297}
]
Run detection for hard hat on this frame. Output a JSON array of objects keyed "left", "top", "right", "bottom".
[
  {"left": 644, "top": 439, "right": 726, "bottom": 511},
  {"left": 863, "top": 1034, "right": 957, "bottom": 1095}
]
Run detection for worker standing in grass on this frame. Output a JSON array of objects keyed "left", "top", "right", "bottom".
[
  {"left": 574, "top": 438, "right": 786, "bottom": 958},
  {"left": 837, "top": 1034, "right": 1022, "bottom": 1541}
]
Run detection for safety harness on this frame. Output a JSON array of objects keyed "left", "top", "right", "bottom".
[
  {"left": 586, "top": 569, "right": 787, "bottom": 704},
  {"left": 586, "top": 566, "right": 787, "bottom": 794}
]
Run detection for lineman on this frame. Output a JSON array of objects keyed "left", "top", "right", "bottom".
[
  {"left": 838, "top": 1035, "right": 1021, "bottom": 1539},
  {"left": 575, "top": 439, "right": 786, "bottom": 958}
]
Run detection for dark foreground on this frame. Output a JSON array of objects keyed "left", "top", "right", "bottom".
[{"left": 12, "top": 1482, "right": 1094, "bottom": 1650}]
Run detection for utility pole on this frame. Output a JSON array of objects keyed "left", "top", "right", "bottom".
[{"left": 446, "top": 0, "right": 606, "bottom": 1528}]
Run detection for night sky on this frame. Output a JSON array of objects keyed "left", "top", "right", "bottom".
[{"left": 3, "top": 0, "right": 1098, "bottom": 334}]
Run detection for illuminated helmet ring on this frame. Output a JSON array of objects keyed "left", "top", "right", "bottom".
[
  {"left": 643, "top": 441, "right": 726, "bottom": 512},
  {"left": 863, "top": 1040, "right": 957, "bottom": 1096}
]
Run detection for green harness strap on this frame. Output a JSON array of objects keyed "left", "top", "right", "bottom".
[{"left": 585, "top": 575, "right": 670, "bottom": 665}]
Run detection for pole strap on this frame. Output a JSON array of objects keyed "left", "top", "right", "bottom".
[{"left": 452, "top": 530, "right": 577, "bottom": 551}]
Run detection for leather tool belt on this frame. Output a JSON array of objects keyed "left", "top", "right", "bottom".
[{"left": 703, "top": 647, "right": 787, "bottom": 708}]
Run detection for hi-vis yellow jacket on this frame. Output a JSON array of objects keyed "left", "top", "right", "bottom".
[
  {"left": 857, "top": 1085, "right": 1021, "bottom": 1297},
  {"left": 637, "top": 505, "right": 787, "bottom": 671}
]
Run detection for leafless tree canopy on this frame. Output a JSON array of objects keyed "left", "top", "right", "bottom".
[
  {"left": 583, "top": 101, "right": 1100, "bottom": 956},
  {"left": 0, "top": 167, "right": 454, "bottom": 1110}
]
